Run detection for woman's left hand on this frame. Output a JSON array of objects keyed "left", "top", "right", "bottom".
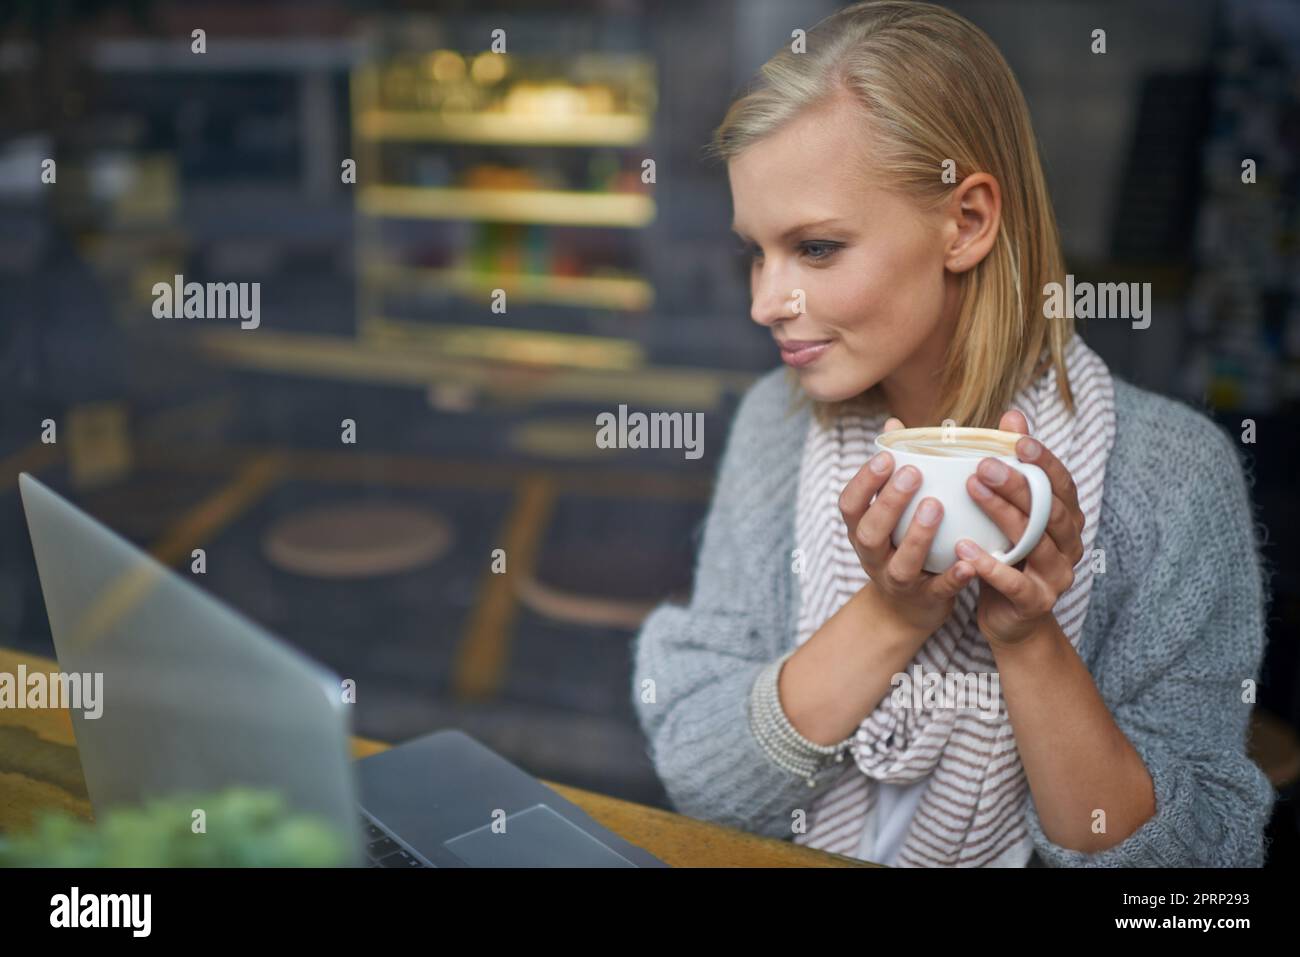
[{"left": 955, "top": 410, "right": 1086, "bottom": 646}]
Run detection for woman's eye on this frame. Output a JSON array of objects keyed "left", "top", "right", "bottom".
[
  {"left": 801, "top": 241, "right": 841, "bottom": 262},
  {"left": 734, "top": 240, "right": 839, "bottom": 263}
]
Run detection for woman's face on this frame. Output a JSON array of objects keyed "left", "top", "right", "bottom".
[{"left": 727, "top": 96, "right": 959, "bottom": 409}]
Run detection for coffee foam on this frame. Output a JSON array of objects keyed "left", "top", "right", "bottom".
[{"left": 880, "top": 432, "right": 1017, "bottom": 458}]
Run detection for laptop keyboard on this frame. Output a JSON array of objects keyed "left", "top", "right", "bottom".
[{"left": 361, "top": 811, "right": 432, "bottom": 867}]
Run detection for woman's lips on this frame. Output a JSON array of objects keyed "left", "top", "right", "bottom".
[{"left": 778, "top": 339, "right": 833, "bottom": 368}]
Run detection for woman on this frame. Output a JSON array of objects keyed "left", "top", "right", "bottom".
[{"left": 631, "top": 1, "right": 1275, "bottom": 867}]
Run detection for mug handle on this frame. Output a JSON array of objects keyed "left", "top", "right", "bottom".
[{"left": 989, "top": 462, "right": 1052, "bottom": 566}]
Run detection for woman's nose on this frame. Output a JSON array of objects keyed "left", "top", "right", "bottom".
[{"left": 749, "top": 264, "right": 797, "bottom": 328}]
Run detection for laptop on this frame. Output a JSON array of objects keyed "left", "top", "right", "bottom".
[{"left": 18, "top": 472, "right": 667, "bottom": 868}]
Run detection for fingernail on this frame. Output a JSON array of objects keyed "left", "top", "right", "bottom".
[
  {"left": 916, "top": 499, "right": 940, "bottom": 526},
  {"left": 969, "top": 478, "right": 992, "bottom": 499},
  {"left": 954, "top": 562, "right": 972, "bottom": 581},
  {"left": 1019, "top": 437, "right": 1040, "bottom": 458},
  {"left": 869, "top": 452, "right": 892, "bottom": 474},
  {"left": 978, "top": 459, "right": 1008, "bottom": 484},
  {"left": 956, "top": 540, "right": 980, "bottom": 559},
  {"left": 893, "top": 467, "right": 918, "bottom": 491}
]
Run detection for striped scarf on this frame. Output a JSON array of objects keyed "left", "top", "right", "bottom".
[{"left": 790, "top": 333, "right": 1116, "bottom": 866}]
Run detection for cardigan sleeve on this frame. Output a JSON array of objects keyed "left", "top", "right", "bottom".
[
  {"left": 1022, "top": 405, "right": 1277, "bottom": 867},
  {"left": 631, "top": 372, "right": 850, "bottom": 842}
]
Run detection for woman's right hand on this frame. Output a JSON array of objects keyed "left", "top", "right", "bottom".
[{"left": 838, "top": 417, "right": 975, "bottom": 635}]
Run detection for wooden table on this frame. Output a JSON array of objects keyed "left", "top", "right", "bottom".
[{"left": 0, "top": 647, "right": 873, "bottom": 868}]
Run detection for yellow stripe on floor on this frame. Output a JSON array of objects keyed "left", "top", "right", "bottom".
[
  {"left": 63, "top": 454, "right": 286, "bottom": 654},
  {"left": 0, "top": 440, "right": 63, "bottom": 492},
  {"left": 452, "top": 473, "right": 556, "bottom": 700},
  {"left": 148, "top": 453, "right": 287, "bottom": 567}
]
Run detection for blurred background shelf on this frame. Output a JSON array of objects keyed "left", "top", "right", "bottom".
[
  {"left": 357, "top": 184, "right": 655, "bottom": 227},
  {"left": 363, "top": 316, "right": 644, "bottom": 370},
  {"left": 355, "top": 109, "right": 652, "bottom": 146},
  {"left": 351, "top": 42, "right": 659, "bottom": 371},
  {"left": 360, "top": 261, "right": 653, "bottom": 312}
]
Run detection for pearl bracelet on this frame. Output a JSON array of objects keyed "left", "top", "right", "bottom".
[{"left": 747, "top": 649, "right": 855, "bottom": 787}]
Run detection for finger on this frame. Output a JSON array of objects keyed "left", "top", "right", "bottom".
[
  {"left": 954, "top": 539, "right": 1043, "bottom": 611},
  {"left": 999, "top": 409, "right": 1029, "bottom": 434},
  {"left": 1012, "top": 507, "right": 1076, "bottom": 580},
  {"left": 854, "top": 464, "right": 923, "bottom": 564},
  {"left": 974, "top": 456, "right": 1032, "bottom": 516},
  {"left": 882, "top": 416, "right": 905, "bottom": 432},
  {"left": 1024, "top": 531, "right": 1079, "bottom": 595},
  {"left": 930, "top": 558, "right": 976, "bottom": 600},
  {"left": 1013, "top": 435, "right": 1081, "bottom": 518},
  {"left": 839, "top": 451, "right": 895, "bottom": 529},
  {"left": 970, "top": 468, "right": 1080, "bottom": 566},
  {"left": 966, "top": 474, "right": 1027, "bottom": 541},
  {"left": 1042, "top": 495, "right": 1083, "bottom": 565},
  {"left": 884, "top": 496, "right": 943, "bottom": 584}
]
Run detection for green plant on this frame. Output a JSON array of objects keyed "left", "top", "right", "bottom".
[{"left": 0, "top": 787, "right": 351, "bottom": 867}]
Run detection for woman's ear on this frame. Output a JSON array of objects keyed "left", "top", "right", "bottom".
[{"left": 943, "top": 172, "right": 1001, "bottom": 274}]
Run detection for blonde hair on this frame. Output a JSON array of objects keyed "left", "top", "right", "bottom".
[{"left": 707, "top": 0, "right": 1073, "bottom": 428}]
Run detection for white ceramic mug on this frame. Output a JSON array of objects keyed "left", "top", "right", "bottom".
[{"left": 873, "top": 426, "right": 1052, "bottom": 574}]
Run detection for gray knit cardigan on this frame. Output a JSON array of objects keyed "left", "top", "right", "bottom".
[{"left": 631, "top": 366, "right": 1276, "bottom": 867}]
